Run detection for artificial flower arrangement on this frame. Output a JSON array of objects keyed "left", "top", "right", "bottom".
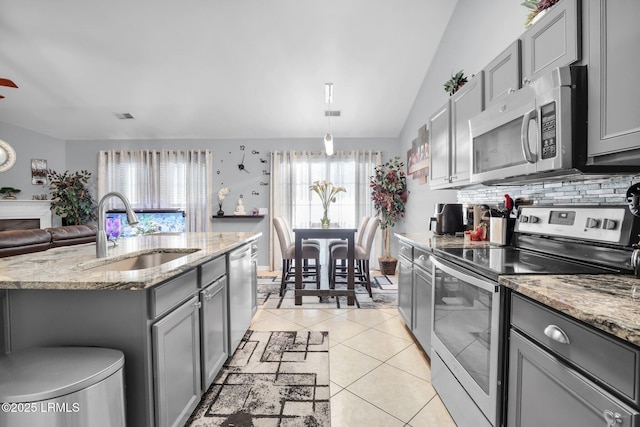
[
  {"left": 370, "top": 156, "right": 408, "bottom": 273},
  {"left": 217, "top": 187, "right": 230, "bottom": 216},
  {"left": 309, "top": 180, "right": 346, "bottom": 227}
]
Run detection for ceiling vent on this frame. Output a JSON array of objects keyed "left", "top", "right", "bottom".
[
  {"left": 114, "top": 113, "right": 135, "bottom": 120},
  {"left": 325, "top": 110, "right": 341, "bottom": 117}
]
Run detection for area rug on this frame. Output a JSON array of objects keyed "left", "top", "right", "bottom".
[
  {"left": 257, "top": 275, "right": 398, "bottom": 309},
  {"left": 186, "top": 330, "right": 330, "bottom": 427}
]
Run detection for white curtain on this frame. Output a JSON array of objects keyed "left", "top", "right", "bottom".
[
  {"left": 269, "top": 150, "right": 381, "bottom": 271},
  {"left": 98, "top": 150, "right": 213, "bottom": 232}
]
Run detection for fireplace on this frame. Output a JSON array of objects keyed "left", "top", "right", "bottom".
[{"left": 0, "top": 200, "right": 53, "bottom": 230}]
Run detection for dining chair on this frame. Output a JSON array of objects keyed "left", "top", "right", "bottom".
[
  {"left": 328, "top": 216, "right": 370, "bottom": 283},
  {"left": 273, "top": 217, "right": 321, "bottom": 296},
  {"left": 329, "top": 217, "right": 379, "bottom": 297}
]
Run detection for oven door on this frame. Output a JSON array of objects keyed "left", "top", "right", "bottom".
[{"left": 431, "top": 257, "right": 503, "bottom": 426}]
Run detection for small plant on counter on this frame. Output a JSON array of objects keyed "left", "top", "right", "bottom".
[
  {"left": 444, "top": 70, "right": 468, "bottom": 96},
  {"left": 47, "top": 169, "right": 96, "bottom": 225},
  {"left": 0, "top": 186, "right": 21, "bottom": 199}
]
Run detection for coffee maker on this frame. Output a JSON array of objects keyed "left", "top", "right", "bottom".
[{"left": 431, "top": 203, "right": 465, "bottom": 235}]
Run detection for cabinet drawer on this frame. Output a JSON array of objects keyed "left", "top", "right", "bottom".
[
  {"left": 413, "top": 248, "right": 431, "bottom": 273},
  {"left": 511, "top": 293, "right": 640, "bottom": 405},
  {"left": 398, "top": 243, "right": 413, "bottom": 262},
  {"left": 150, "top": 269, "right": 198, "bottom": 319},
  {"left": 200, "top": 255, "right": 226, "bottom": 286}
]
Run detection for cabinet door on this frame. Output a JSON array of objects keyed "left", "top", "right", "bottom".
[
  {"left": 397, "top": 255, "right": 413, "bottom": 329},
  {"left": 228, "top": 244, "right": 253, "bottom": 353},
  {"left": 507, "top": 329, "right": 639, "bottom": 427},
  {"left": 201, "top": 277, "right": 228, "bottom": 390},
  {"left": 153, "top": 296, "right": 201, "bottom": 427},
  {"left": 450, "top": 71, "right": 484, "bottom": 187},
  {"left": 521, "top": 0, "right": 580, "bottom": 84},
  {"left": 587, "top": 0, "right": 640, "bottom": 159},
  {"left": 484, "top": 40, "right": 521, "bottom": 106},
  {"left": 412, "top": 264, "right": 432, "bottom": 357},
  {"left": 428, "top": 101, "right": 452, "bottom": 189}
]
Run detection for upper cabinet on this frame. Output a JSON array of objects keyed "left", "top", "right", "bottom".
[
  {"left": 429, "top": 72, "right": 484, "bottom": 189},
  {"left": 428, "top": 101, "right": 451, "bottom": 188},
  {"left": 520, "top": 0, "right": 581, "bottom": 84},
  {"left": 484, "top": 41, "right": 521, "bottom": 106},
  {"left": 587, "top": 0, "right": 640, "bottom": 162}
]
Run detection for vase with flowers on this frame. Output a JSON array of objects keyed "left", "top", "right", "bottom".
[
  {"left": 217, "top": 187, "right": 230, "bottom": 216},
  {"left": 309, "top": 180, "right": 346, "bottom": 228},
  {"left": 370, "top": 156, "right": 408, "bottom": 275}
]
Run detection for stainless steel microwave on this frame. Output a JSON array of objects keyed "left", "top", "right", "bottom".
[{"left": 469, "top": 66, "right": 590, "bottom": 184}]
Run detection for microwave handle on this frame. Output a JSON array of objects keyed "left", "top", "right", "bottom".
[{"left": 521, "top": 109, "right": 537, "bottom": 164}]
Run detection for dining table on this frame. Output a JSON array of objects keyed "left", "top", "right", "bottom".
[{"left": 292, "top": 225, "right": 358, "bottom": 306}]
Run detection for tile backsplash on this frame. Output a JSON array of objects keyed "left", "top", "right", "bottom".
[{"left": 457, "top": 174, "right": 640, "bottom": 208}]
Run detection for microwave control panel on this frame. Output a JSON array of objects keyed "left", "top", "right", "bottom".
[
  {"left": 540, "top": 101, "right": 557, "bottom": 160},
  {"left": 516, "top": 206, "right": 627, "bottom": 244}
]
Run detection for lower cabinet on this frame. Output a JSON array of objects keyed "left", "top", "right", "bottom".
[
  {"left": 152, "top": 295, "right": 202, "bottom": 427},
  {"left": 412, "top": 258, "right": 432, "bottom": 357},
  {"left": 507, "top": 293, "right": 640, "bottom": 427},
  {"left": 200, "top": 277, "right": 228, "bottom": 389},
  {"left": 397, "top": 252, "right": 413, "bottom": 329}
]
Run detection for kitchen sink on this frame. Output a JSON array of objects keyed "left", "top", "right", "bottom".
[{"left": 83, "top": 249, "right": 200, "bottom": 272}]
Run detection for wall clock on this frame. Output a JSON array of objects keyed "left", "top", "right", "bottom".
[{"left": 0, "top": 139, "right": 16, "bottom": 173}]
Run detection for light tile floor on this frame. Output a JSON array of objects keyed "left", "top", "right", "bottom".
[{"left": 249, "top": 305, "right": 458, "bottom": 426}]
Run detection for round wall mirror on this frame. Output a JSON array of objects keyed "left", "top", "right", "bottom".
[{"left": 0, "top": 139, "right": 16, "bottom": 172}]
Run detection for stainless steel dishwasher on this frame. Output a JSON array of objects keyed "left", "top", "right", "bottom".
[{"left": 228, "top": 243, "right": 253, "bottom": 353}]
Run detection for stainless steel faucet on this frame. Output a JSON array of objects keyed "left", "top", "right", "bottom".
[{"left": 96, "top": 192, "right": 139, "bottom": 258}]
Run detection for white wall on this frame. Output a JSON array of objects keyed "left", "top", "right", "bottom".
[
  {"left": 399, "top": 0, "right": 528, "bottom": 233},
  {"left": 0, "top": 121, "right": 66, "bottom": 199}
]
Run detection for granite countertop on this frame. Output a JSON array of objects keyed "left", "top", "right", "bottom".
[
  {"left": 395, "top": 232, "right": 640, "bottom": 347},
  {"left": 0, "top": 232, "right": 261, "bottom": 291}
]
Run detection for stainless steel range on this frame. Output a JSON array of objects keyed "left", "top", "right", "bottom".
[{"left": 430, "top": 205, "right": 640, "bottom": 427}]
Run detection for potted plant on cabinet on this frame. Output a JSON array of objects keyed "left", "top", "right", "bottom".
[
  {"left": 370, "top": 156, "right": 408, "bottom": 275},
  {"left": 47, "top": 169, "right": 97, "bottom": 225}
]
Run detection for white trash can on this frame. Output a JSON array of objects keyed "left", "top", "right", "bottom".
[{"left": 0, "top": 346, "right": 125, "bottom": 427}]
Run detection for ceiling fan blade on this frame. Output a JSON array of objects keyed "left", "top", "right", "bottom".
[
  {"left": 0, "top": 95, "right": 4, "bottom": 99},
  {"left": 0, "top": 78, "right": 18, "bottom": 88}
]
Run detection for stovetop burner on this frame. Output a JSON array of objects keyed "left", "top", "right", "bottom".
[
  {"left": 436, "top": 246, "right": 620, "bottom": 281},
  {"left": 435, "top": 205, "right": 639, "bottom": 281}
]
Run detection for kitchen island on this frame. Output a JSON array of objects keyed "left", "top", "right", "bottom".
[{"left": 0, "top": 231, "right": 260, "bottom": 427}]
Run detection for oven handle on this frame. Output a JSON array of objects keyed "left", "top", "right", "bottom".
[
  {"left": 432, "top": 256, "right": 499, "bottom": 294},
  {"left": 521, "top": 108, "right": 537, "bottom": 164}
]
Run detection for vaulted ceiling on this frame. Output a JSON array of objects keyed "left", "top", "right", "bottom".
[{"left": 0, "top": 0, "right": 457, "bottom": 141}]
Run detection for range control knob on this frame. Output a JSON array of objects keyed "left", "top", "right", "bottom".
[
  {"left": 586, "top": 217, "right": 600, "bottom": 229},
  {"left": 602, "top": 219, "right": 618, "bottom": 230},
  {"left": 520, "top": 215, "right": 529, "bottom": 223},
  {"left": 529, "top": 216, "right": 539, "bottom": 224}
]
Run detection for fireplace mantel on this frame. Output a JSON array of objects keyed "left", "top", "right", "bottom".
[{"left": 0, "top": 200, "right": 53, "bottom": 229}]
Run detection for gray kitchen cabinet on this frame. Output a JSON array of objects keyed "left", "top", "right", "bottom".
[
  {"left": 200, "top": 276, "right": 228, "bottom": 389},
  {"left": 228, "top": 243, "right": 254, "bottom": 353},
  {"left": 520, "top": 0, "right": 580, "bottom": 85},
  {"left": 449, "top": 71, "right": 483, "bottom": 187},
  {"left": 397, "top": 242, "right": 414, "bottom": 329},
  {"left": 428, "top": 101, "right": 452, "bottom": 189},
  {"left": 251, "top": 241, "right": 258, "bottom": 316},
  {"left": 507, "top": 293, "right": 640, "bottom": 427},
  {"left": 586, "top": 0, "right": 640, "bottom": 161},
  {"left": 483, "top": 40, "right": 521, "bottom": 106},
  {"left": 412, "top": 249, "right": 432, "bottom": 357},
  {"left": 152, "top": 294, "right": 202, "bottom": 427}
]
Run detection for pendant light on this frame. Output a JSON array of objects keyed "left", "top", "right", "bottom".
[{"left": 324, "top": 83, "right": 334, "bottom": 156}]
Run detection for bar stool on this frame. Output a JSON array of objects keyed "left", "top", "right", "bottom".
[
  {"left": 329, "top": 217, "right": 379, "bottom": 297},
  {"left": 273, "top": 217, "right": 321, "bottom": 296},
  {"left": 328, "top": 216, "right": 370, "bottom": 283}
]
